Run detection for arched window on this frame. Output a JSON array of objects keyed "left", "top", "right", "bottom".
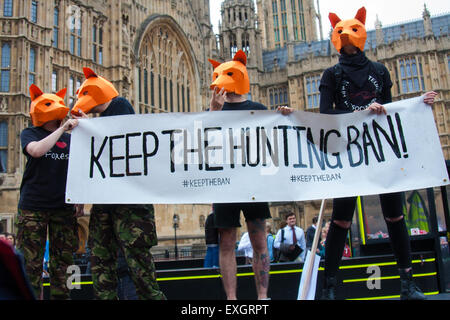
[
  {"left": 1, "top": 42, "right": 11, "bottom": 92},
  {"left": 0, "top": 120, "right": 7, "bottom": 173},
  {"left": 268, "top": 86, "right": 289, "bottom": 110},
  {"left": 230, "top": 34, "right": 238, "bottom": 58},
  {"left": 242, "top": 33, "right": 250, "bottom": 56},
  {"left": 138, "top": 23, "right": 195, "bottom": 113}
]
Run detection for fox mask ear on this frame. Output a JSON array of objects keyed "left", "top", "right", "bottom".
[
  {"left": 328, "top": 12, "right": 341, "bottom": 29},
  {"left": 208, "top": 59, "right": 221, "bottom": 69},
  {"left": 83, "top": 67, "right": 98, "bottom": 79},
  {"left": 29, "top": 84, "right": 44, "bottom": 101},
  {"left": 233, "top": 50, "right": 247, "bottom": 66},
  {"left": 55, "top": 88, "right": 67, "bottom": 99},
  {"left": 354, "top": 7, "right": 366, "bottom": 25}
]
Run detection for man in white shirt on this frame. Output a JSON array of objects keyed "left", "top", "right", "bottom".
[
  {"left": 237, "top": 232, "right": 253, "bottom": 264},
  {"left": 274, "top": 212, "right": 306, "bottom": 262}
]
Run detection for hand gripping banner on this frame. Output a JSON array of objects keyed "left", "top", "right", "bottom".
[{"left": 66, "top": 97, "right": 449, "bottom": 204}]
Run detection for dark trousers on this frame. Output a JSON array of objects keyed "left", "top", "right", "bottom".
[{"left": 325, "top": 192, "right": 412, "bottom": 279}]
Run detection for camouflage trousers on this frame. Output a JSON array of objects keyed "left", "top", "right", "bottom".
[
  {"left": 88, "top": 204, "right": 166, "bottom": 300},
  {"left": 16, "top": 207, "right": 78, "bottom": 300}
]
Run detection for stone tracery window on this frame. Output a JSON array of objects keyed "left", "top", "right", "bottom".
[
  {"left": 0, "top": 120, "right": 7, "bottom": 173},
  {"left": 398, "top": 57, "right": 425, "bottom": 94},
  {"left": 305, "top": 74, "right": 321, "bottom": 109},
  {"left": 138, "top": 24, "right": 195, "bottom": 114},
  {"left": 269, "top": 86, "right": 289, "bottom": 110}
]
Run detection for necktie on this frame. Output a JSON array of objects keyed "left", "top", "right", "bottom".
[{"left": 292, "top": 226, "right": 297, "bottom": 245}]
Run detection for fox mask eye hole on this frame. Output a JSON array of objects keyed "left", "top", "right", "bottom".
[
  {"left": 45, "top": 102, "right": 51, "bottom": 106},
  {"left": 83, "top": 91, "right": 88, "bottom": 95},
  {"left": 338, "top": 30, "right": 343, "bottom": 34},
  {"left": 352, "top": 28, "right": 358, "bottom": 32},
  {"left": 227, "top": 72, "right": 233, "bottom": 76}
]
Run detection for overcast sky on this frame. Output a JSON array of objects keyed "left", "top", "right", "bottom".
[{"left": 209, "top": 0, "right": 450, "bottom": 39}]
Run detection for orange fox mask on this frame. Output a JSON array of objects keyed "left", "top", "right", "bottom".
[
  {"left": 329, "top": 7, "right": 367, "bottom": 53},
  {"left": 209, "top": 50, "right": 250, "bottom": 95},
  {"left": 29, "top": 84, "right": 69, "bottom": 127},
  {"left": 71, "top": 67, "right": 119, "bottom": 115}
]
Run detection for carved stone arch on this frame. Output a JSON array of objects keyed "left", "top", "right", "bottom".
[
  {"left": 149, "top": 52, "right": 156, "bottom": 71},
  {"left": 134, "top": 15, "right": 200, "bottom": 112},
  {"left": 178, "top": 59, "right": 186, "bottom": 84}
]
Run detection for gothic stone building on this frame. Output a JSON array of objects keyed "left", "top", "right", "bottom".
[
  {"left": 0, "top": 0, "right": 218, "bottom": 253},
  {"left": 218, "top": 0, "right": 450, "bottom": 236},
  {"left": 0, "top": 0, "right": 449, "bottom": 254}
]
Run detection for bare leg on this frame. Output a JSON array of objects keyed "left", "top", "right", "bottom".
[
  {"left": 247, "top": 219, "right": 270, "bottom": 300},
  {"left": 218, "top": 228, "right": 237, "bottom": 300}
]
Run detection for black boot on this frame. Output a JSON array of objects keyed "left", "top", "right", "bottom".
[
  {"left": 399, "top": 269, "right": 426, "bottom": 300},
  {"left": 321, "top": 276, "right": 337, "bottom": 300}
]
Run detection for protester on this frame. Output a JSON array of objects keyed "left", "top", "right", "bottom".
[
  {"left": 318, "top": 228, "right": 327, "bottom": 259},
  {"left": 0, "top": 239, "right": 35, "bottom": 300},
  {"left": 266, "top": 224, "right": 275, "bottom": 263},
  {"left": 319, "top": 6, "right": 437, "bottom": 300},
  {"left": 16, "top": 84, "right": 80, "bottom": 300},
  {"left": 5, "top": 233, "right": 15, "bottom": 248},
  {"left": 71, "top": 68, "right": 166, "bottom": 300},
  {"left": 305, "top": 216, "right": 319, "bottom": 252},
  {"left": 208, "top": 50, "right": 292, "bottom": 300},
  {"left": 42, "top": 240, "right": 49, "bottom": 277},
  {"left": 204, "top": 212, "right": 219, "bottom": 268},
  {"left": 237, "top": 232, "right": 253, "bottom": 264},
  {"left": 273, "top": 212, "right": 306, "bottom": 262},
  {"left": 272, "top": 221, "right": 287, "bottom": 262}
]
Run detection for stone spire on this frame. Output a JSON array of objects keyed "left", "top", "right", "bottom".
[
  {"left": 375, "top": 14, "right": 384, "bottom": 46},
  {"left": 423, "top": 3, "right": 433, "bottom": 37}
]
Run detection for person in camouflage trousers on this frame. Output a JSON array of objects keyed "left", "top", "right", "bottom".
[
  {"left": 16, "top": 85, "right": 81, "bottom": 300},
  {"left": 72, "top": 68, "right": 166, "bottom": 300},
  {"left": 88, "top": 204, "right": 166, "bottom": 300},
  {"left": 16, "top": 208, "right": 78, "bottom": 299}
]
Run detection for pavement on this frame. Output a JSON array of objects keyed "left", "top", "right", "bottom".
[
  {"left": 386, "top": 292, "right": 450, "bottom": 300},
  {"left": 425, "top": 292, "right": 450, "bottom": 300}
]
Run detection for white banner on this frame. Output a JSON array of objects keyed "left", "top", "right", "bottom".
[{"left": 66, "top": 97, "right": 449, "bottom": 204}]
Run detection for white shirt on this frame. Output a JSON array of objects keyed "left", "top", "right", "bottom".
[
  {"left": 274, "top": 225, "right": 306, "bottom": 261},
  {"left": 237, "top": 232, "right": 253, "bottom": 259}
]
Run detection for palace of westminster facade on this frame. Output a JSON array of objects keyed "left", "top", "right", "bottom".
[{"left": 0, "top": 0, "right": 448, "bottom": 253}]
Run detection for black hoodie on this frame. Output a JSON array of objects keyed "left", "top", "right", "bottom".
[{"left": 319, "top": 50, "right": 393, "bottom": 114}]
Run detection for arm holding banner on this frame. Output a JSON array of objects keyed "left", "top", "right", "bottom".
[
  {"left": 366, "top": 91, "right": 438, "bottom": 115},
  {"left": 277, "top": 106, "right": 294, "bottom": 115},
  {"left": 368, "top": 91, "right": 437, "bottom": 118},
  {"left": 422, "top": 91, "right": 438, "bottom": 105},
  {"left": 26, "top": 119, "right": 78, "bottom": 158}
]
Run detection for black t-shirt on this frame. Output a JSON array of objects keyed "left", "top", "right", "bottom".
[
  {"left": 100, "top": 96, "right": 135, "bottom": 117},
  {"left": 319, "top": 62, "right": 393, "bottom": 114},
  {"left": 221, "top": 100, "right": 267, "bottom": 111},
  {"left": 19, "top": 127, "right": 72, "bottom": 210}
]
